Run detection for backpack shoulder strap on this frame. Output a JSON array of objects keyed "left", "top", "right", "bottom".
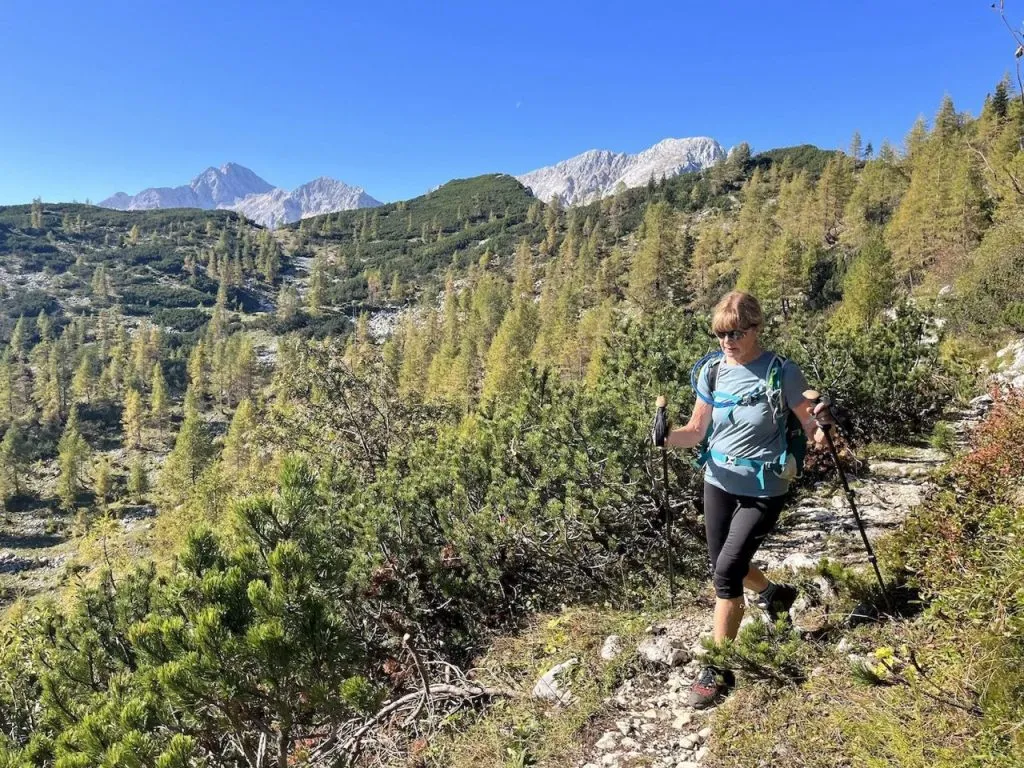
[{"left": 707, "top": 360, "right": 721, "bottom": 393}]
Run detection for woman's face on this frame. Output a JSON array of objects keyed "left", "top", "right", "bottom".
[{"left": 718, "top": 324, "right": 760, "bottom": 361}]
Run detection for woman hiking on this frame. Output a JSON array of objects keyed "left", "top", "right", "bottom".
[{"left": 655, "top": 291, "right": 829, "bottom": 709}]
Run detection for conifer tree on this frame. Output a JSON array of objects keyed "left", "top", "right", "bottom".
[
  {"left": 90, "top": 263, "right": 111, "bottom": 302},
  {"left": 626, "top": 201, "right": 685, "bottom": 309},
  {"left": 0, "top": 423, "right": 24, "bottom": 504},
  {"left": 575, "top": 299, "right": 615, "bottom": 383},
  {"left": 36, "top": 310, "right": 52, "bottom": 342},
  {"left": 990, "top": 78, "right": 1010, "bottom": 120},
  {"left": 0, "top": 352, "right": 13, "bottom": 424},
  {"left": 151, "top": 363, "right": 169, "bottom": 427},
  {"left": 731, "top": 169, "right": 778, "bottom": 294},
  {"left": 426, "top": 274, "right": 463, "bottom": 399},
  {"left": 188, "top": 340, "right": 207, "bottom": 397},
  {"left": 388, "top": 272, "right": 404, "bottom": 302},
  {"left": 57, "top": 406, "right": 90, "bottom": 510},
  {"left": 832, "top": 235, "right": 895, "bottom": 331},
  {"left": 276, "top": 284, "right": 299, "bottom": 322},
  {"left": 887, "top": 97, "right": 986, "bottom": 285},
  {"left": 482, "top": 297, "right": 539, "bottom": 401},
  {"left": 687, "top": 224, "right": 734, "bottom": 312},
  {"left": 93, "top": 455, "right": 113, "bottom": 508},
  {"left": 30, "top": 198, "right": 43, "bottom": 228},
  {"left": 220, "top": 398, "right": 257, "bottom": 490},
  {"left": 41, "top": 339, "right": 70, "bottom": 426},
  {"left": 814, "top": 153, "right": 855, "bottom": 244},
  {"left": 849, "top": 131, "right": 863, "bottom": 162},
  {"left": 163, "top": 388, "right": 213, "bottom": 492},
  {"left": 307, "top": 254, "right": 327, "bottom": 315},
  {"left": 123, "top": 388, "right": 145, "bottom": 449},
  {"left": 8, "top": 316, "right": 28, "bottom": 361},
  {"left": 397, "top": 308, "right": 438, "bottom": 398},
  {"left": 128, "top": 454, "right": 149, "bottom": 503},
  {"left": 71, "top": 347, "right": 98, "bottom": 404},
  {"left": 841, "top": 144, "right": 908, "bottom": 249}
]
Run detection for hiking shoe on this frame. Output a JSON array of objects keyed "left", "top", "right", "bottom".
[
  {"left": 686, "top": 666, "right": 735, "bottom": 709},
  {"left": 757, "top": 583, "right": 798, "bottom": 623}
]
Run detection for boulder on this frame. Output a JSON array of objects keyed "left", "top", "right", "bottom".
[
  {"left": 638, "top": 634, "right": 689, "bottom": 667},
  {"left": 601, "top": 634, "right": 624, "bottom": 661},
  {"left": 531, "top": 657, "right": 578, "bottom": 704}
]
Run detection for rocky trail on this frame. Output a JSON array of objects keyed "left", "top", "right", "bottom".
[{"left": 569, "top": 395, "right": 993, "bottom": 768}]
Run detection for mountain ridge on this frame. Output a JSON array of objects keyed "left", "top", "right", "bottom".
[
  {"left": 516, "top": 136, "right": 726, "bottom": 206},
  {"left": 99, "top": 163, "right": 381, "bottom": 227}
]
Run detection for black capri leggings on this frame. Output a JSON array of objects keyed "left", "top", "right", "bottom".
[{"left": 704, "top": 482, "right": 786, "bottom": 599}]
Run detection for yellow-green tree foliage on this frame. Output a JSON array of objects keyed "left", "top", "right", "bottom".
[
  {"left": 93, "top": 455, "right": 113, "bottom": 508},
  {"left": 842, "top": 142, "right": 908, "bottom": 250},
  {"left": 57, "top": 406, "right": 90, "bottom": 510},
  {"left": 150, "top": 362, "right": 169, "bottom": 426},
  {"left": 128, "top": 453, "right": 149, "bottom": 503},
  {"left": 123, "top": 388, "right": 145, "bottom": 449},
  {"left": 160, "top": 389, "right": 214, "bottom": 506},
  {"left": 626, "top": 201, "right": 685, "bottom": 310},
  {"left": 687, "top": 223, "right": 735, "bottom": 312},
  {"left": 886, "top": 96, "right": 987, "bottom": 287},
  {"left": 220, "top": 398, "right": 260, "bottom": 495},
  {"left": 831, "top": 235, "right": 895, "bottom": 331}
]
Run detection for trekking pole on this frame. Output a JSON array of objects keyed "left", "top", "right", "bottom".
[
  {"left": 653, "top": 396, "right": 675, "bottom": 607},
  {"left": 804, "top": 390, "right": 892, "bottom": 612}
]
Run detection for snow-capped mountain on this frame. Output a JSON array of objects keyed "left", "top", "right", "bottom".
[
  {"left": 100, "top": 164, "right": 381, "bottom": 227},
  {"left": 516, "top": 137, "right": 726, "bottom": 206}
]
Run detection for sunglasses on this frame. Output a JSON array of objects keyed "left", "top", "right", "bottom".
[{"left": 714, "top": 328, "right": 750, "bottom": 342}]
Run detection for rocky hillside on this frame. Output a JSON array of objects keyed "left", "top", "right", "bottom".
[
  {"left": 100, "top": 163, "right": 382, "bottom": 227},
  {"left": 516, "top": 137, "right": 726, "bottom": 205},
  {"left": 426, "top": 391, "right": 1000, "bottom": 768}
]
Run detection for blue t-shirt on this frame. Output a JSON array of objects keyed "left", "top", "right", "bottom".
[{"left": 697, "top": 351, "right": 809, "bottom": 498}]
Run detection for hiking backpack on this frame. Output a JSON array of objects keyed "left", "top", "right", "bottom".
[{"left": 692, "top": 352, "right": 808, "bottom": 489}]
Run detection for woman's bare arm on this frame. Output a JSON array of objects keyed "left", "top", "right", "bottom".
[
  {"left": 792, "top": 397, "right": 829, "bottom": 449},
  {"left": 665, "top": 400, "right": 713, "bottom": 449}
]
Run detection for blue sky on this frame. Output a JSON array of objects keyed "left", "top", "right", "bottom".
[{"left": 0, "top": 0, "right": 1015, "bottom": 205}]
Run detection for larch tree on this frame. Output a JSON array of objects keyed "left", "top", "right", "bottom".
[
  {"left": 626, "top": 201, "right": 685, "bottom": 310},
  {"left": 93, "top": 455, "right": 113, "bottom": 509},
  {"left": 831, "top": 235, "right": 895, "bottom": 331},
  {"left": 123, "top": 388, "right": 145, "bottom": 449},
  {"left": 151, "top": 363, "right": 169, "bottom": 428},
  {"left": 163, "top": 388, "right": 214, "bottom": 492},
  {"left": 57, "top": 406, "right": 90, "bottom": 510},
  {"left": 71, "top": 348, "right": 98, "bottom": 405},
  {"left": 0, "top": 423, "right": 25, "bottom": 504},
  {"left": 128, "top": 454, "right": 149, "bottom": 503}
]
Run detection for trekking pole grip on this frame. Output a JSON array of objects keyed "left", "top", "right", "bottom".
[{"left": 803, "top": 389, "right": 833, "bottom": 432}]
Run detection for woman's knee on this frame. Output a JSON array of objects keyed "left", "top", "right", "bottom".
[{"left": 712, "top": 564, "right": 746, "bottom": 599}]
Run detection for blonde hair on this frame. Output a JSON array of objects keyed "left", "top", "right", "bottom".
[{"left": 712, "top": 291, "right": 764, "bottom": 334}]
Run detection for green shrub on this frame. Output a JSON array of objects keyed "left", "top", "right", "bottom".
[
  {"left": 1002, "top": 301, "right": 1024, "bottom": 332},
  {"left": 771, "top": 304, "right": 959, "bottom": 442}
]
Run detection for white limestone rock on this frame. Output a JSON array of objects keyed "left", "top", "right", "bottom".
[
  {"left": 100, "top": 163, "right": 381, "bottom": 228},
  {"left": 601, "top": 634, "right": 625, "bottom": 661},
  {"left": 531, "top": 657, "right": 578, "bottom": 704},
  {"left": 516, "top": 137, "right": 726, "bottom": 206},
  {"left": 637, "top": 634, "right": 690, "bottom": 667}
]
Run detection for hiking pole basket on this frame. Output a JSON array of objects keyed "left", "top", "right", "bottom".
[{"left": 804, "top": 390, "right": 892, "bottom": 613}]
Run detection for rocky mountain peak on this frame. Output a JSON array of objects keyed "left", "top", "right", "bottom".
[
  {"left": 99, "top": 164, "right": 381, "bottom": 227},
  {"left": 516, "top": 136, "right": 726, "bottom": 206}
]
